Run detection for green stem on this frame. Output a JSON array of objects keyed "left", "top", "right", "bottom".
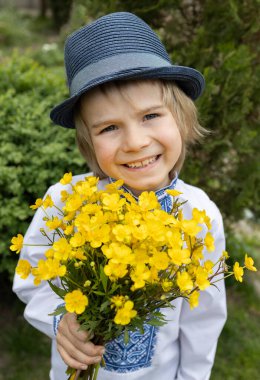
[
  {"left": 54, "top": 204, "right": 65, "bottom": 215},
  {"left": 211, "top": 272, "right": 234, "bottom": 284},
  {"left": 23, "top": 243, "right": 50, "bottom": 247},
  {"left": 65, "top": 275, "right": 85, "bottom": 289},
  {"left": 93, "top": 363, "right": 100, "bottom": 380}
]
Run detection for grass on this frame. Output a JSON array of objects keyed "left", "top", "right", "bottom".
[
  {"left": 0, "top": 296, "right": 50, "bottom": 380},
  {"left": 211, "top": 281, "right": 260, "bottom": 379},
  {"left": 211, "top": 225, "right": 260, "bottom": 379}
]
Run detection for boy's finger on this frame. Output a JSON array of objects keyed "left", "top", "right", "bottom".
[
  {"left": 57, "top": 337, "right": 103, "bottom": 367},
  {"left": 65, "top": 313, "right": 93, "bottom": 341},
  {"left": 57, "top": 344, "right": 88, "bottom": 370}
]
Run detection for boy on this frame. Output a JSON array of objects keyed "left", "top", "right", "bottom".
[{"left": 13, "top": 12, "right": 227, "bottom": 380}]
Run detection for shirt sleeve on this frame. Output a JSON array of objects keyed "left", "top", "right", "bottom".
[
  {"left": 12, "top": 185, "right": 64, "bottom": 340},
  {"left": 175, "top": 203, "right": 227, "bottom": 380}
]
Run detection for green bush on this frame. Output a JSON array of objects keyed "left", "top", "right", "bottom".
[
  {"left": 0, "top": 8, "right": 32, "bottom": 47},
  {"left": 0, "top": 52, "right": 85, "bottom": 276}
]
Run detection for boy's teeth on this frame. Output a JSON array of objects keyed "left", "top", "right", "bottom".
[{"left": 126, "top": 156, "right": 157, "bottom": 168}]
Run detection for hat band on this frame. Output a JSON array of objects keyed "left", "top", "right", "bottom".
[{"left": 70, "top": 52, "right": 172, "bottom": 96}]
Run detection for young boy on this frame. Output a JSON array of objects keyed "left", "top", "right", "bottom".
[{"left": 13, "top": 12, "right": 227, "bottom": 380}]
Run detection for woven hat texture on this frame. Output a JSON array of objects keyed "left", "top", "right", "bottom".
[{"left": 50, "top": 12, "right": 205, "bottom": 129}]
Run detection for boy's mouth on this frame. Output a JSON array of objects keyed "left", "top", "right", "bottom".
[{"left": 124, "top": 155, "right": 160, "bottom": 169}]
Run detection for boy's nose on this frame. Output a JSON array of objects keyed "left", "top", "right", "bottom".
[{"left": 121, "top": 125, "right": 150, "bottom": 152}]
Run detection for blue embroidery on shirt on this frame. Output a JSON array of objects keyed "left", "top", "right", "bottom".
[
  {"left": 104, "top": 324, "right": 158, "bottom": 373},
  {"left": 108, "top": 174, "right": 178, "bottom": 214},
  {"left": 53, "top": 303, "right": 65, "bottom": 335}
]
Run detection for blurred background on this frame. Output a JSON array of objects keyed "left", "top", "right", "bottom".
[{"left": 0, "top": 1, "right": 259, "bottom": 379}]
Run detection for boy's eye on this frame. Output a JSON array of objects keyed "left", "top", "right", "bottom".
[
  {"left": 144, "top": 113, "right": 159, "bottom": 121},
  {"left": 100, "top": 125, "right": 117, "bottom": 133}
]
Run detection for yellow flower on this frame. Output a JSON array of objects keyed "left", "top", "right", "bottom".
[
  {"left": 64, "top": 224, "right": 74, "bottom": 235},
  {"left": 64, "top": 193, "right": 82, "bottom": 213},
  {"left": 176, "top": 271, "right": 193, "bottom": 292},
  {"left": 60, "top": 172, "right": 72, "bottom": 185},
  {"left": 222, "top": 250, "right": 229, "bottom": 259},
  {"left": 74, "top": 180, "right": 97, "bottom": 200},
  {"left": 71, "top": 248, "right": 86, "bottom": 261},
  {"left": 244, "top": 254, "right": 257, "bottom": 271},
  {"left": 166, "top": 189, "right": 183, "bottom": 197},
  {"left": 112, "top": 224, "right": 132, "bottom": 243},
  {"left": 63, "top": 211, "right": 76, "bottom": 222},
  {"left": 53, "top": 238, "right": 72, "bottom": 261},
  {"left": 192, "top": 208, "right": 211, "bottom": 229},
  {"left": 168, "top": 248, "right": 191, "bottom": 266},
  {"left": 111, "top": 295, "right": 125, "bottom": 309},
  {"left": 102, "top": 193, "right": 126, "bottom": 212},
  {"left": 102, "top": 242, "right": 133, "bottom": 265},
  {"left": 30, "top": 198, "right": 43, "bottom": 210},
  {"left": 47, "top": 258, "right": 67, "bottom": 278},
  {"left": 45, "top": 248, "right": 55, "bottom": 258},
  {"left": 180, "top": 220, "right": 202, "bottom": 237},
  {"left": 195, "top": 267, "right": 210, "bottom": 290},
  {"left": 105, "top": 179, "right": 124, "bottom": 192},
  {"left": 191, "top": 245, "right": 204, "bottom": 261},
  {"left": 204, "top": 232, "right": 215, "bottom": 252},
  {"left": 70, "top": 232, "right": 86, "bottom": 248},
  {"left": 132, "top": 247, "right": 150, "bottom": 265},
  {"left": 16, "top": 259, "right": 31, "bottom": 279},
  {"left": 146, "top": 219, "right": 167, "bottom": 243},
  {"left": 161, "top": 280, "right": 173, "bottom": 292},
  {"left": 89, "top": 224, "right": 111, "bottom": 248},
  {"left": 60, "top": 190, "right": 69, "bottom": 202},
  {"left": 64, "top": 290, "right": 88, "bottom": 314},
  {"left": 166, "top": 230, "right": 182, "bottom": 248},
  {"left": 114, "top": 300, "right": 137, "bottom": 325},
  {"left": 130, "top": 264, "right": 152, "bottom": 290},
  {"left": 204, "top": 260, "right": 214, "bottom": 274},
  {"left": 10, "top": 234, "right": 24, "bottom": 253},
  {"left": 31, "top": 259, "right": 49, "bottom": 285},
  {"left": 42, "top": 195, "right": 54, "bottom": 209},
  {"left": 46, "top": 217, "right": 62, "bottom": 230},
  {"left": 138, "top": 191, "right": 160, "bottom": 211},
  {"left": 31, "top": 258, "right": 66, "bottom": 285},
  {"left": 149, "top": 250, "right": 169, "bottom": 270},
  {"left": 233, "top": 262, "right": 244, "bottom": 282},
  {"left": 104, "top": 262, "right": 128, "bottom": 280},
  {"left": 189, "top": 290, "right": 200, "bottom": 310},
  {"left": 131, "top": 223, "right": 148, "bottom": 240}
]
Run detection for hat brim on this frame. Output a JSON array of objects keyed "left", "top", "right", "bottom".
[{"left": 50, "top": 65, "right": 205, "bottom": 129}]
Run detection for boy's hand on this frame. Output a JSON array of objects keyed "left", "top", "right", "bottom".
[{"left": 56, "top": 313, "right": 105, "bottom": 370}]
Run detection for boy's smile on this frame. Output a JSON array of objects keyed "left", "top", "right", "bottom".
[{"left": 80, "top": 80, "right": 182, "bottom": 195}]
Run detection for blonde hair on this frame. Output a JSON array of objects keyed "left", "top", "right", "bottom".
[{"left": 75, "top": 79, "right": 207, "bottom": 178}]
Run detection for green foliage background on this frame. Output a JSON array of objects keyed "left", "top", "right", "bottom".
[
  {"left": 0, "top": 0, "right": 259, "bottom": 277},
  {"left": 0, "top": 53, "right": 86, "bottom": 275}
]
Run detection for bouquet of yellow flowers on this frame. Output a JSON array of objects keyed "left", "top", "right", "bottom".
[{"left": 11, "top": 174, "right": 257, "bottom": 380}]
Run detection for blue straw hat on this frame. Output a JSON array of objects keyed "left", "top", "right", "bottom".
[{"left": 50, "top": 12, "right": 205, "bottom": 129}]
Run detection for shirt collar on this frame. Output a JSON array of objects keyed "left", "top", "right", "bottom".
[{"left": 108, "top": 174, "right": 178, "bottom": 213}]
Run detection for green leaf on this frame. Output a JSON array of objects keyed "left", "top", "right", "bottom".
[
  {"left": 49, "top": 305, "right": 66, "bottom": 316},
  {"left": 100, "top": 265, "right": 108, "bottom": 292},
  {"left": 108, "top": 282, "right": 120, "bottom": 294},
  {"left": 93, "top": 290, "right": 106, "bottom": 296},
  {"left": 100, "top": 300, "right": 110, "bottom": 312},
  {"left": 47, "top": 280, "right": 67, "bottom": 298},
  {"left": 147, "top": 318, "right": 166, "bottom": 327}
]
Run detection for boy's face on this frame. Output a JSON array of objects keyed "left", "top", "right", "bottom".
[{"left": 80, "top": 80, "right": 182, "bottom": 195}]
